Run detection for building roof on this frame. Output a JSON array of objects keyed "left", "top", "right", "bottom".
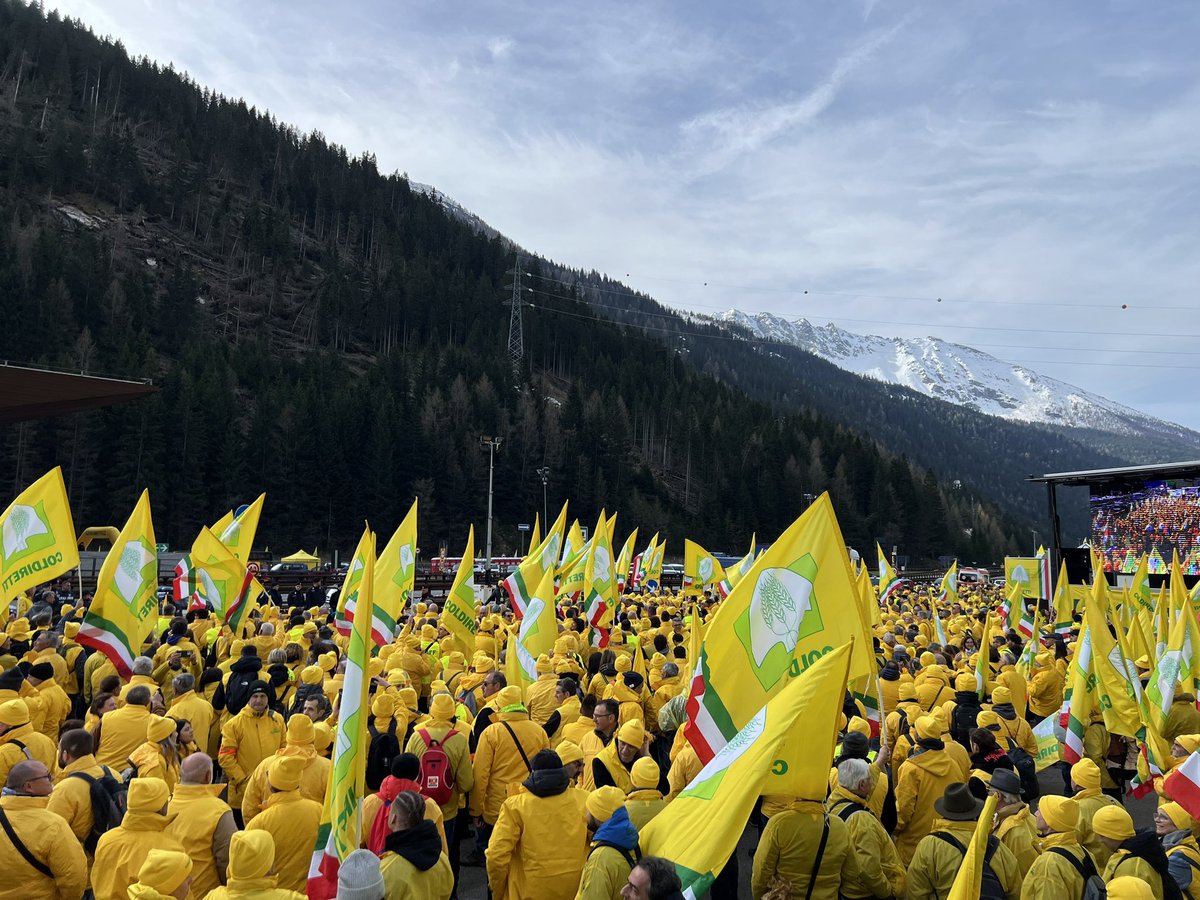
[
  {"left": 0, "top": 363, "right": 157, "bottom": 425},
  {"left": 1029, "top": 459, "right": 1200, "bottom": 487}
]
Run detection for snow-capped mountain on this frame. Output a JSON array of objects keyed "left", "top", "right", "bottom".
[{"left": 716, "top": 309, "right": 1200, "bottom": 444}]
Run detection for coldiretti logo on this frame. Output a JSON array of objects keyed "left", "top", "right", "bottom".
[
  {"left": 1, "top": 502, "right": 56, "bottom": 571},
  {"left": 734, "top": 553, "right": 822, "bottom": 692}
]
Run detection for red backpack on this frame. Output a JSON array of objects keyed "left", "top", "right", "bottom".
[{"left": 417, "top": 728, "right": 457, "bottom": 806}]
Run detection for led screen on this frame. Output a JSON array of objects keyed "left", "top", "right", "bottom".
[{"left": 1092, "top": 478, "right": 1200, "bottom": 574}]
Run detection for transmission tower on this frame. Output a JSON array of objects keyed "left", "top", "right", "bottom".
[{"left": 504, "top": 258, "right": 525, "bottom": 384}]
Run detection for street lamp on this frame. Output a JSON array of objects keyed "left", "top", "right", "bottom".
[
  {"left": 481, "top": 436, "right": 502, "bottom": 577},
  {"left": 536, "top": 466, "right": 550, "bottom": 529}
]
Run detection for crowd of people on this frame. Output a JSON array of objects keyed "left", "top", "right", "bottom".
[
  {"left": 1093, "top": 484, "right": 1200, "bottom": 574},
  {"left": 0, "top": 573, "right": 1197, "bottom": 900}
]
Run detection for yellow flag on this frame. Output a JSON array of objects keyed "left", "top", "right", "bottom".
[
  {"left": 77, "top": 489, "right": 156, "bottom": 677},
  {"left": 1131, "top": 554, "right": 1153, "bottom": 617},
  {"left": 947, "top": 794, "right": 999, "bottom": 900},
  {"left": 1085, "top": 574, "right": 1142, "bottom": 738},
  {"left": 508, "top": 566, "right": 557, "bottom": 686},
  {"left": 191, "top": 526, "right": 260, "bottom": 632},
  {"left": 210, "top": 493, "right": 265, "bottom": 565},
  {"left": 1005, "top": 556, "right": 1041, "bottom": 599},
  {"left": 527, "top": 514, "right": 541, "bottom": 554},
  {"left": 1146, "top": 552, "right": 1200, "bottom": 733},
  {"left": 643, "top": 643, "right": 852, "bottom": 896},
  {"left": 559, "top": 519, "right": 585, "bottom": 573},
  {"left": 683, "top": 539, "right": 727, "bottom": 594},
  {"left": 1, "top": 466, "right": 79, "bottom": 601},
  {"left": 583, "top": 511, "right": 615, "bottom": 635},
  {"left": 643, "top": 536, "right": 665, "bottom": 590},
  {"left": 442, "top": 527, "right": 477, "bottom": 655},
  {"left": 614, "top": 527, "right": 639, "bottom": 594},
  {"left": 372, "top": 498, "right": 417, "bottom": 646},
  {"left": 876, "top": 543, "right": 902, "bottom": 605},
  {"left": 718, "top": 535, "right": 757, "bottom": 598},
  {"left": 502, "top": 501, "right": 567, "bottom": 618},
  {"left": 684, "top": 494, "right": 872, "bottom": 763}
]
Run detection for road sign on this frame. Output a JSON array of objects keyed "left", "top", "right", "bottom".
[
  {"left": 156, "top": 543, "right": 169, "bottom": 553},
  {"left": 247, "top": 562, "right": 260, "bottom": 575},
  {"left": 517, "top": 523, "right": 531, "bottom": 532}
]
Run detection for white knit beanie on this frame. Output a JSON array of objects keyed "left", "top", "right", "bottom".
[{"left": 335, "top": 849, "right": 385, "bottom": 900}]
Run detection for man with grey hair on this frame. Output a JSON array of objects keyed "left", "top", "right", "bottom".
[
  {"left": 0, "top": 759, "right": 88, "bottom": 898},
  {"left": 166, "top": 753, "right": 236, "bottom": 896},
  {"left": 987, "top": 768, "right": 1038, "bottom": 876},
  {"left": 826, "top": 757, "right": 906, "bottom": 900},
  {"left": 649, "top": 663, "right": 684, "bottom": 730},
  {"left": 170, "top": 671, "right": 216, "bottom": 757}
]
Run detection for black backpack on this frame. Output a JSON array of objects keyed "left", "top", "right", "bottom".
[
  {"left": 933, "top": 832, "right": 1006, "bottom": 900},
  {"left": 221, "top": 668, "right": 259, "bottom": 715},
  {"left": 366, "top": 719, "right": 401, "bottom": 791},
  {"left": 952, "top": 701, "right": 980, "bottom": 747},
  {"left": 69, "top": 766, "right": 128, "bottom": 854},
  {"left": 1005, "top": 739, "right": 1040, "bottom": 801},
  {"left": 1048, "top": 847, "right": 1107, "bottom": 900}
]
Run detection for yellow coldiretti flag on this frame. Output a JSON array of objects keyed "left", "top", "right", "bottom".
[
  {"left": 688, "top": 603, "right": 702, "bottom": 673},
  {"left": 684, "top": 493, "right": 872, "bottom": 763},
  {"left": 372, "top": 498, "right": 417, "bottom": 646},
  {"left": 309, "top": 526, "right": 374, "bottom": 894},
  {"left": 1, "top": 466, "right": 79, "bottom": 601},
  {"left": 946, "top": 794, "right": 999, "bottom": 900},
  {"left": 643, "top": 536, "right": 665, "bottom": 589},
  {"left": 210, "top": 493, "right": 265, "bottom": 565},
  {"left": 857, "top": 564, "right": 883, "bottom": 629},
  {"left": 974, "top": 608, "right": 993, "bottom": 699},
  {"left": 501, "top": 502, "right": 567, "bottom": 618},
  {"left": 442, "top": 527, "right": 477, "bottom": 655},
  {"left": 1005, "top": 556, "right": 1040, "bottom": 599},
  {"left": 1131, "top": 554, "right": 1153, "bottom": 616},
  {"left": 718, "top": 535, "right": 757, "bottom": 598},
  {"left": 191, "top": 526, "right": 260, "bottom": 632},
  {"left": 1051, "top": 561, "right": 1074, "bottom": 635},
  {"left": 614, "top": 527, "right": 639, "bottom": 593},
  {"left": 876, "top": 543, "right": 902, "bottom": 605},
  {"left": 583, "top": 511, "right": 615, "bottom": 636},
  {"left": 77, "top": 489, "right": 156, "bottom": 678},
  {"left": 683, "top": 539, "right": 727, "bottom": 595},
  {"left": 559, "top": 519, "right": 585, "bottom": 573},
  {"left": 507, "top": 566, "right": 557, "bottom": 687},
  {"left": 527, "top": 514, "right": 541, "bottom": 554},
  {"left": 643, "top": 643, "right": 852, "bottom": 896},
  {"left": 940, "top": 561, "right": 959, "bottom": 607},
  {"left": 1084, "top": 573, "right": 1142, "bottom": 738},
  {"left": 1145, "top": 552, "right": 1200, "bottom": 733}
]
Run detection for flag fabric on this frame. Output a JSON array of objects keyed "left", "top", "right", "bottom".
[
  {"left": 558, "top": 519, "right": 586, "bottom": 573},
  {"left": 975, "top": 611, "right": 993, "bottom": 700},
  {"left": 643, "top": 643, "right": 853, "bottom": 898},
  {"left": 939, "top": 562, "right": 959, "bottom": 607},
  {"left": 308, "top": 527, "right": 375, "bottom": 899},
  {"left": 1004, "top": 556, "right": 1041, "bottom": 599},
  {"left": 559, "top": 534, "right": 593, "bottom": 599},
  {"left": 77, "top": 490, "right": 157, "bottom": 679},
  {"left": 683, "top": 539, "right": 727, "bottom": 594},
  {"left": 1, "top": 466, "right": 79, "bottom": 602},
  {"left": 1165, "top": 752, "right": 1200, "bottom": 821},
  {"left": 630, "top": 532, "right": 658, "bottom": 590},
  {"left": 172, "top": 553, "right": 197, "bottom": 605},
  {"left": 190, "top": 527, "right": 260, "bottom": 633},
  {"left": 1083, "top": 574, "right": 1143, "bottom": 738},
  {"left": 209, "top": 493, "right": 265, "bottom": 566},
  {"left": 876, "top": 544, "right": 903, "bottom": 605},
  {"left": 583, "top": 512, "right": 615, "bottom": 632},
  {"left": 1051, "top": 561, "right": 1074, "bottom": 635},
  {"left": 502, "top": 503, "right": 567, "bottom": 618},
  {"left": 372, "top": 499, "right": 417, "bottom": 646},
  {"left": 643, "top": 537, "right": 665, "bottom": 590},
  {"left": 718, "top": 536, "right": 757, "bottom": 598},
  {"left": 527, "top": 514, "right": 541, "bottom": 555},
  {"left": 507, "top": 567, "right": 558, "bottom": 687},
  {"left": 946, "top": 794, "right": 999, "bottom": 900},
  {"left": 1031, "top": 716, "right": 1061, "bottom": 772},
  {"left": 1061, "top": 620, "right": 1094, "bottom": 764},
  {"left": 1131, "top": 554, "right": 1153, "bottom": 616},
  {"left": 443, "top": 527, "right": 477, "bottom": 656},
  {"left": 685, "top": 493, "right": 872, "bottom": 764},
  {"left": 614, "top": 527, "right": 639, "bottom": 594},
  {"left": 1037, "top": 550, "right": 1053, "bottom": 605},
  {"left": 1145, "top": 553, "right": 1200, "bottom": 734},
  {"left": 1016, "top": 606, "right": 1041, "bottom": 681}
]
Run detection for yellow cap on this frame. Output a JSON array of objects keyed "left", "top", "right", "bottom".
[
  {"left": 287, "top": 713, "right": 315, "bottom": 745},
  {"left": 631, "top": 757, "right": 659, "bottom": 790},
  {"left": 127, "top": 777, "right": 170, "bottom": 813},
  {"left": 1092, "top": 805, "right": 1135, "bottom": 841},
  {"left": 586, "top": 785, "right": 626, "bottom": 822},
  {"left": 1106, "top": 878, "right": 1154, "bottom": 900},
  {"left": 146, "top": 714, "right": 176, "bottom": 743},
  {"left": 1039, "top": 795, "right": 1079, "bottom": 833},
  {"left": 429, "top": 693, "right": 456, "bottom": 722},
  {"left": 1071, "top": 758, "right": 1102, "bottom": 791},
  {"left": 846, "top": 716, "right": 871, "bottom": 737},
  {"left": 134, "top": 849, "right": 193, "bottom": 895},
  {"left": 301, "top": 665, "right": 323, "bottom": 685},
  {"left": 268, "top": 755, "right": 307, "bottom": 792},
  {"left": 557, "top": 740, "right": 584, "bottom": 765},
  {"left": 0, "top": 699, "right": 29, "bottom": 727},
  {"left": 1161, "top": 801, "right": 1194, "bottom": 832},
  {"left": 228, "top": 830, "right": 275, "bottom": 880},
  {"left": 617, "top": 719, "right": 646, "bottom": 747},
  {"left": 991, "top": 686, "right": 1012, "bottom": 704},
  {"left": 915, "top": 716, "right": 944, "bottom": 740},
  {"left": 371, "top": 692, "right": 396, "bottom": 718},
  {"left": 976, "top": 709, "right": 1000, "bottom": 729}
]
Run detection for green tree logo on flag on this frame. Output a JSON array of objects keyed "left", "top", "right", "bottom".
[
  {"left": 2, "top": 503, "right": 53, "bottom": 566},
  {"left": 541, "top": 535, "right": 560, "bottom": 570},
  {"left": 735, "top": 555, "right": 822, "bottom": 691},
  {"left": 114, "top": 540, "right": 155, "bottom": 608},
  {"left": 680, "top": 707, "right": 767, "bottom": 801}
]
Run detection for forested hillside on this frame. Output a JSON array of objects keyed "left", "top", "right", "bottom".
[{"left": 0, "top": 0, "right": 1026, "bottom": 561}]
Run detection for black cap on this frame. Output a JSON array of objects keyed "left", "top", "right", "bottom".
[{"left": 841, "top": 731, "right": 870, "bottom": 758}]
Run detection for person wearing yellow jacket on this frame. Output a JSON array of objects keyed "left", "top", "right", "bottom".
[
  {"left": 752, "top": 796, "right": 861, "bottom": 900},
  {"left": 987, "top": 769, "right": 1040, "bottom": 876},
  {"left": 166, "top": 753, "right": 237, "bottom": 899},
  {"left": 404, "top": 693, "right": 474, "bottom": 826},
  {"left": 610, "top": 673, "right": 646, "bottom": 727},
  {"left": 1157, "top": 802, "right": 1200, "bottom": 900},
  {"left": 1027, "top": 652, "right": 1064, "bottom": 723},
  {"left": 995, "top": 660, "right": 1028, "bottom": 719},
  {"left": 48, "top": 727, "right": 110, "bottom": 852},
  {"left": 128, "top": 714, "right": 181, "bottom": 792},
  {"left": 1167, "top": 692, "right": 1200, "bottom": 743},
  {"left": 826, "top": 759, "right": 906, "bottom": 900},
  {"left": 168, "top": 673, "right": 216, "bottom": 757},
  {"left": 93, "top": 685, "right": 153, "bottom": 769},
  {"left": 989, "top": 686, "right": 1038, "bottom": 758},
  {"left": 219, "top": 681, "right": 285, "bottom": 812},
  {"left": 624, "top": 757, "right": 666, "bottom": 830},
  {"left": 592, "top": 719, "right": 648, "bottom": 793},
  {"left": 524, "top": 655, "right": 561, "bottom": 725},
  {"left": 0, "top": 758, "right": 88, "bottom": 900},
  {"left": 485, "top": 748, "right": 589, "bottom": 900},
  {"left": 27, "top": 662, "right": 69, "bottom": 740},
  {"left": 1071, "top": 758, "right": 1121, "bottom": 870},
  {"left": 577, "top": 787, "right": 643, "bottom": 900},
  {"left": 126, "top": 848, "right": 193, "bottom": 900},
  {"left": 1020, "top": 795, "right": 1089, "bottom": 900},
  {"left": 471, "top": 687, "right": 550, "bottom": 832},
  {"left": 1095, "top": 805, "right": 1170, "bottom": 897},
  {"left": 546, "top": 683, "right": 585, "bottom": 747},
  {"left": 0, "top": 697, "right": 57, "bottom": 787},
  {"left": 905, "top": 783, "right": 1023, "bottom": 900},
  {"left": 92, "top": 778, "right": 187, "bottom": 900},
  {"left": 379, "top": 790, "right": 455, "bottom": 899},
  {"left": 245, "top": 755, "right": 322, "bottom": 894},
  {"left": 240, "top": 713, "right": 329, "bottom": 823},
  {"left": 203, "top": 829, "right": 306, "bottom": 900},
  {"left": 894, "top": 716, "right": 966, "bottom": 864}
]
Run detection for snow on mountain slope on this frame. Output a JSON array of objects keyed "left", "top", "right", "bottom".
[{"left": 717, "top": 309, "right": 1200, "bottom": 443}]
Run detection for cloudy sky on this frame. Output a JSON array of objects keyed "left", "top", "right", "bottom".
[{"left": 50, "top": 0, "right": 1200, "bottom": 430}]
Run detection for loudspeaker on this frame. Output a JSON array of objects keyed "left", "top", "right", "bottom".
[{"left": 1062, "top": 548, "right": 1092, "bottom": 585}]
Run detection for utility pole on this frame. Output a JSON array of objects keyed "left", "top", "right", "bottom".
[
  {"left": 537, "top": 466, "right": 550, "bottom": 529},
  {"left": 481, "top": 436, "right": 502, "bottom": 577},
  {"left": 504, "top": 258, "right": 525, "bottom": 385}
]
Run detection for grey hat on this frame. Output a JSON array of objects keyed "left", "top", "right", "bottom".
[
  {"left": 336, "top": 849, "right": 385, "bottom": 900},
  {"left": 988, "top": 768, "right": 1022, "bottom": 797}
]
